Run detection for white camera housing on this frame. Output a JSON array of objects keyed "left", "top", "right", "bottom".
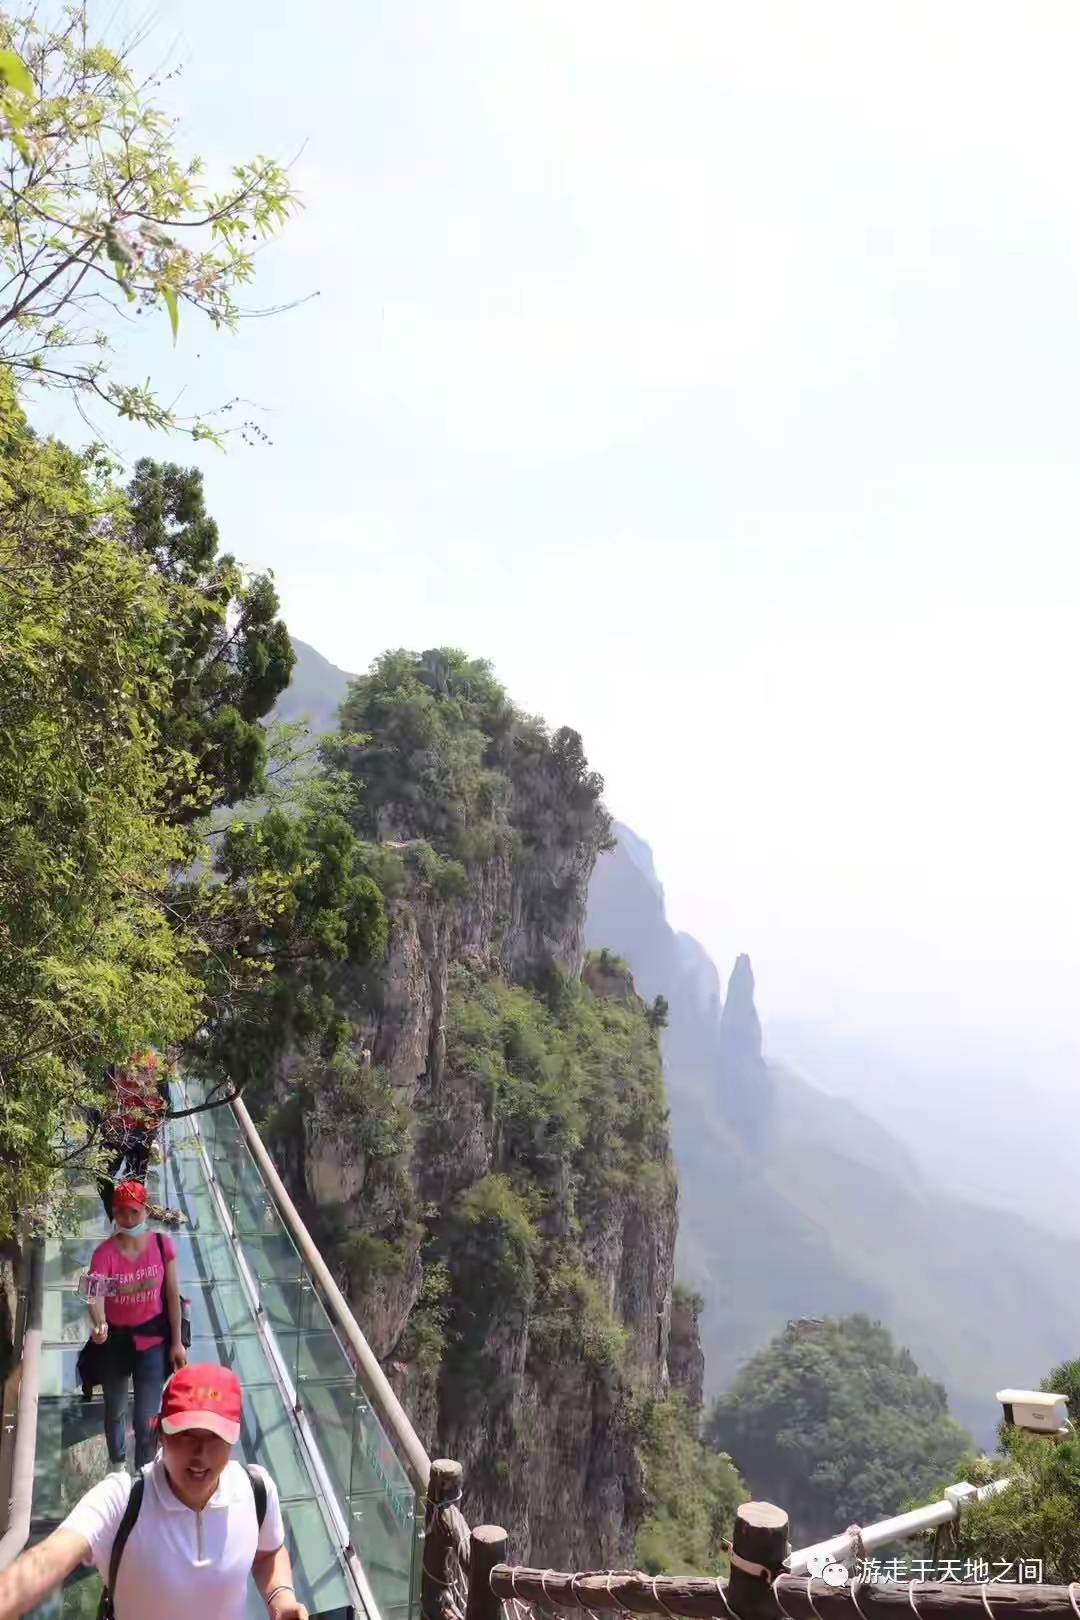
[{"left": 996, "top": 1388, "right": 1070, "bottom": 1435}]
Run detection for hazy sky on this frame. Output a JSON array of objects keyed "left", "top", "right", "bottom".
[{"left": 34, "top": 1, "right": 1080, "bottom": 1049}]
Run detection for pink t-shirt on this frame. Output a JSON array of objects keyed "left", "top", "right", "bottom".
[{"left": 89, "top": 1233, "right": 176, "bottom": 1349}]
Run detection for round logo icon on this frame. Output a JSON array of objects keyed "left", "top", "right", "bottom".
[{"left": 807, "top": 1555, "right": 848, "bottom": 1587}]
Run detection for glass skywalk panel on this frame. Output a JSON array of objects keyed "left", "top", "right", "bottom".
[{"left": 25, "top": 1100, "right": 354, "bottom": 1620}]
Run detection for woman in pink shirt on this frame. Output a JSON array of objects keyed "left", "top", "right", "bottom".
[{"left": 86, "top": 1180, "right": 187, "bottom": 1468}]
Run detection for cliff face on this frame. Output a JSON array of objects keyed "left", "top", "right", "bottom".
[
  {"left": 586, "top": 825, "right": 1080, "bottom": 1447},
  {"left": 267, "top": 654, "right": 685, "bottom": 1567},
  {"left": 299, "top": 839, "right": 677, "bottom": 1564},
  {"left": 668, "top": 1286, "right": 706, "bottom": 1410}
]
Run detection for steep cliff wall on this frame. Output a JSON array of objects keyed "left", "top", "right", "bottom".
[
  {"left": 261, "top": 651, "right": 705, "bottom": 1569},
  {"left": 290, "top": 863, "right": 680, "bottom": 1563}
]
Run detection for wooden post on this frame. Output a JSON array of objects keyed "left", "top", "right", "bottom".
[
  {"left": 466, "top": 1526, "right": 508, "bottom": 1620},
  {"left": 422, "top": 1459, "right": 464, "bottom": 1620},
  {"left": 727, "top": 1501, "right": 790, "bottom": 1615}
]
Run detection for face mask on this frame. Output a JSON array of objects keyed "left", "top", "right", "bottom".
[{"left": 115, "top": 1218, "right": 147, "bottom": 1236}]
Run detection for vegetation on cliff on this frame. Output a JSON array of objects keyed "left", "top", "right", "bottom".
[
  {"left": 270, "top": 645, "right": 737, "bottom": 1570},
  {"left": 333, "top": 646, "right": 612, "bottom": 880},
  {"left": 429, "top": 954, "right": 672, "bottom": 1393},
  {"left": 631, "top": 1391, "right": 744, "bottom": 1576},
  {"left": 708, "top": 1314, "right": 971, "bottom": 1543}
]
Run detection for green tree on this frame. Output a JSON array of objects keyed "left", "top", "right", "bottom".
[
  {"left": 112, "top": 457, "right": 384, "bottom": 1107},
  {"left": 948, "top": 1429, "right": 1080, "bottom": 1581},
  {"left": 0, "top": 6, "right": 298, "bottom": 437},
  {"left": 0, "top": 395, "right": 388, "bottom": 1224},
  {"left": 333, "top": 647, "right": 610, "bottom": 868},
  {"left": 123, "top": 458, "right": 296, "bottom": 824},
  {"left": 647, "top": 994, "right": 670, "bottom": 1032},
  {"left": 174, "top": 803, "right": 388, "bottom": 1098},
  {"left": 917, "top": 1360, "right": 1080, "bottom": 1581},
  {"left": 708, "top": 1315, "right": 971, "bottom": 1543},
  {"left": 0, "top": 381, "right": 198, "bottom": 1232}
]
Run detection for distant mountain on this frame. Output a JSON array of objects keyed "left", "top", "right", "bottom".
[
  {"left": 586, "top": 824, "right": 1080, "bottom": 1444},
  {"left": 767, "top": 1018, "right": 1080, "bottom": 1241},
  {"left": 275, "top": 638, "right": 353, "bottom": 735}
]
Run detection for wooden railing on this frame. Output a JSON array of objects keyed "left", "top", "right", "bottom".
[{"left": 444, "top": 1502, "right": 1073, "bottom": 1620}]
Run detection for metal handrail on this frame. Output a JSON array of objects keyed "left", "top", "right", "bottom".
[
  {"left": 786, "top": 1477, "right": 1013, "bottom": 1574},
  {"left": 0, "top": 1238, "right": 43, "bottom": 1571},
  {"left": 188, "top": 1106, "right": 376, "bottom": 1620},
  {"left": 230, "top": 1095, "right": 432, "bottom": 1496}
]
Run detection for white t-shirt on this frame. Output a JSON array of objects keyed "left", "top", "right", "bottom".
[{"left": 60, "top": 1455, "right": 286, "bottom": 1620}]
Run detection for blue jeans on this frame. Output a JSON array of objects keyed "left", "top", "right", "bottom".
[{"left": 101, "top": 1340, "right": 166, "bottom": 1467}]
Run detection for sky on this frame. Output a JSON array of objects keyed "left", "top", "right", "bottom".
[{"left": 30, "top": 0, "right": 1080, "bottom": 1059}]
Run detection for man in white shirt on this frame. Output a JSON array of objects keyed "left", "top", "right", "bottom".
[{"left": 0, "top": 1363, "right": 308, "bottom": 1620}]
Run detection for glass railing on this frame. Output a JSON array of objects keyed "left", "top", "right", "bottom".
[
  {"left": 27, "top": 1079, "right": 422, "bottom": 1620},
  {"left": 185, "top": 1078, "right": 422, "bottom": 1620}
]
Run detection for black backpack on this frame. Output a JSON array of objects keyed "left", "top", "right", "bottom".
[{"left": 96, "top": 1465, "right": 267, "bottom": 1620}]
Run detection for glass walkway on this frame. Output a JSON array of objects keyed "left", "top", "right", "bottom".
[{"left": 22, "top": 1080, "right": 423, "bottom": 1620}]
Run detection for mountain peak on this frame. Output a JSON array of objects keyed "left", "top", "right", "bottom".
[
  {"left": 718, "top": 953, "right": 769, "bottom": 1150},
  {"left": 720, "top": 954, "right": 762, "bottom": 1060},
  {"left": 725, "top": 953, "right": 756, "bottom": 1010}
]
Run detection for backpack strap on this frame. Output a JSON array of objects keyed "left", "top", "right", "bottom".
[
  {"left": 107, "top": 1474, "right": 145, "bottom": 1596},
  {"left": 155, "top": 1231, "right": 165, "bottom": 1267},
  {"left": 246, "top": 1464, "right": 267, "bottom": 1530}
]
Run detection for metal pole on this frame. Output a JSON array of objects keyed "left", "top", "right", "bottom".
[
  {"left": 787, "top": 1479, "right": 1013, "bottom": 1574},
  {"left": 230, "top": 1095, "right": 432, "bottom": 1496}
]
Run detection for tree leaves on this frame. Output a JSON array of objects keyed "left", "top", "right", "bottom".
[
  {"left": 0, "top": 8, "right": 301, "bottom": 438},
  {"left": 0, "top": 424, "right": 379, "bottom": 1233},
  {"left": 0, "top": 47, "right": 32, "bottom": 98},
  {"left": 162, "top": 285, "right": 179, "bottom": 344},
  {"left": 708, "top": 1315, "right": 971, "bottom": 1543},
  {"left": 0, "top": 382, "right": 199, "bottom": 1233}
]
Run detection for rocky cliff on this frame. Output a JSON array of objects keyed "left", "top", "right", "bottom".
[
  {"left": 585, "top": 824, "right": 1080, "bottom": 1446},
  {"left": 716, "top": 955, "right": 773, "bottom": 1154},
  {"left": 260, "top": 651, "right": 718, "bottom": 1569}
]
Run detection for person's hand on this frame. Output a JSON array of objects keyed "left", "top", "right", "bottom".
[
  {"left": 267, "top": 1591, "right": 307, "bottom": 1620},
  {"left": 91, "top": 1321, "right": 108, "bottom": 1344},
  {"left": 169, "top": 1341, "right": 187, "bottom": 1371}
]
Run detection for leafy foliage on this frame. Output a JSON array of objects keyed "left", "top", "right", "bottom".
[
  {"left": 530, "top": 1254, "right": 630, "bottom": 1370},
  {"left": 174, "top": 806, "right": 388, "bottom": 1095},
  {"left": 629, "top": 1391, "right": 745, "bottom": 1575},
  {"left": 949, "top": 1431, "right": 1080, "bottom": 1580},
  {"left": 708, "top": 1314, "right": 971, "bottom": 1542},
  {"left": 0, "top": 7, "right": 299, "bottom": 438},
  {"left": 914, "top": 1359, "right": 1080, "bottom": 1581},
  {"left": 113, "top": 456, "right": 384, "bottom": 1099},
  {"left": 0, "top": 380, "right": 197, "bottom": 1231},
  {"left": 397, "top": 1258, "right": 451, "bottom": 1374},
  {"left": 333, "top": 647, "right": 610, "bottom": 868},
  {"left": 443, "top": 958, "right": 673, "bottom": 1226},
  {"left": 451, "top": 1173, "right": 540, "bottom": 1313},
  {"left": 124, "top": 459, "right": 296, "bottom": 822},
  {"left": 0, "top": 375, "right": 386, "bottom": 1226}
]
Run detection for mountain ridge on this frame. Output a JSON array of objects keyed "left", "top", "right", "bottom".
[
  {"left": 585, "top": 821, "right": 1080, "bottom": 1445},
  {"left": 273, "top": 642, "right": 1080, "bottom": 1447}
]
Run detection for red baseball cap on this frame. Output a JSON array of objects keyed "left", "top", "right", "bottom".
[
  {"left": 112, "top": 1180, "right": 149, "bottom": 1210},
  {"left": 160, "top": 1364, "right": 243, "bottom": 1445}
]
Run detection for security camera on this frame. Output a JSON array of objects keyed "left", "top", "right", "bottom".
[{"left": 996, "top": 1389, "right": 1071, "bottom": 1437}]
